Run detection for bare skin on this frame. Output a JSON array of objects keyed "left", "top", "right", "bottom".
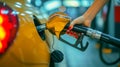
[
  {"left": 70, "top": 0, "right": 109, "bottom": 27},
  {"left": 67, "top": 0, "right": 109, "bottom": 38}
]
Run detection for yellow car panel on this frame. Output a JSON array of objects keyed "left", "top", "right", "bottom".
[{"left": 0, "top": 0, "right": 50, "bottom": 67}]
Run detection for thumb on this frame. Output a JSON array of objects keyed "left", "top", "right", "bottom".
[
  {"left": 70, "top": 16, "right": 85, "bottom": 26},
  {"left": 70, "top": 21, "right": 77, "bottom": 27}
]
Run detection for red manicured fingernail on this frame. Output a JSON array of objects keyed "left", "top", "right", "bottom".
[
  {"left": 66, "top": 26, "right": 73, "bottom": 34},
  {"left": 68, "top": 26, "right": 73, "bottom": 30}
]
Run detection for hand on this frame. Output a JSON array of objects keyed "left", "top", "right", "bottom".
[
  {"left": 70, "top": 16, "right": 91, "bottom": 27},
  {"left": 66, "top": 16, "right": 91, "bottom": 38}
]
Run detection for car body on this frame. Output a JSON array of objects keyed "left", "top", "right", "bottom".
[{"left": 0, "top": 0, "right": 50, "bottom": 67}]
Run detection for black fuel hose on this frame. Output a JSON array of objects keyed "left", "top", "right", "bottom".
[{"left": 64, "top": 24, "right": 120, "bottom": 48}]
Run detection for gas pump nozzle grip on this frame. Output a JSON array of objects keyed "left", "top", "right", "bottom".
[{"left": 65, "top": 24, "right": 120, "bottom": 48}]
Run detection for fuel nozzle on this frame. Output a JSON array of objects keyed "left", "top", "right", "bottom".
[{"left": 45, "top": 12, "right": 71, "bottom": 38}]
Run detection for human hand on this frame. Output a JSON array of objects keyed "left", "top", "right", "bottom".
[
  {"left": 70, "top": 16, "right": 91, "bottom": 27},
  {"left": 66, "top": 16, "right": 91, "bottom": 38}
]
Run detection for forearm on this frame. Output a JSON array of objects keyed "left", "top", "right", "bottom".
[{"left": 83, "top": 0, "right": 109, "bottom": 22}]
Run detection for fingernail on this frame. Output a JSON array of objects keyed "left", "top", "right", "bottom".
[
  {"left": 69, "top": 25, "right": 73, "bottom": 30},
  {"left": 66, "top": 26, "right": 73, "bottom": 34}
]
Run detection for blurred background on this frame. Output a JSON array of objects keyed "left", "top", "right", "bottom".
[{"left": 28, "top": 0, "right": 120, "bottom": 67}]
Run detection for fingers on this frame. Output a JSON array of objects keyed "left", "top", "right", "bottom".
[
  {"left": 70, "top": 16, "right": 85, "bottom": 26},
  {"left": 70, "top": 16, "right": 91, "bottom": 27},
  {"left": 66, "top": 16, "right": 84, "bottom": 39},
  {"left": 66, "top": 16, "right": 91, "bottom": 39},
  {"left": 66, "top": 31, "right": 79, "bottom": 39},
  {"left": 66, "top": 26, "right": 73, "bottom": 34},
  {"left": 70, "top": 20, "right": 78, "bottom": 27},
  {"left": 66, "top": 26, "right": 79, "bottom": 39}
]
